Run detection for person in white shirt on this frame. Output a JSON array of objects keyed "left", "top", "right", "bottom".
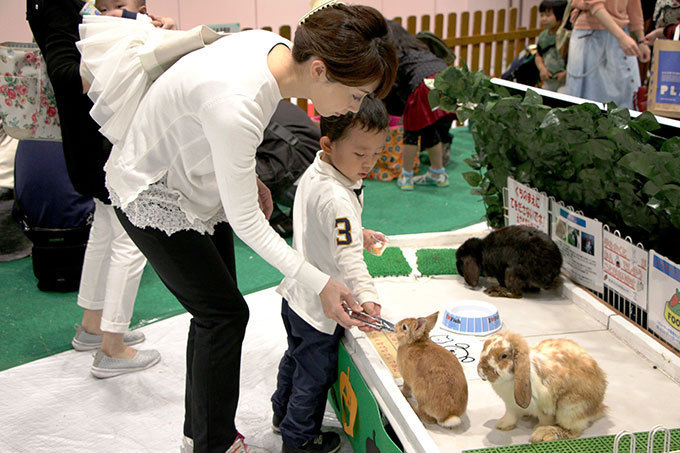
[
  {"left": 272, "top": 97, "right": 389, "bottom": 453},
  {"left": 98, "top": 2, "right": 397, "bottom": 452}
]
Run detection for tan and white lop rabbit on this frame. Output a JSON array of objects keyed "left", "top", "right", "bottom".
[
  {"left": 394, "top": 312, "right": 468, "bottom": 428},
  {"left": 477, "top": 331, "right": 607, "bottom": 442}
]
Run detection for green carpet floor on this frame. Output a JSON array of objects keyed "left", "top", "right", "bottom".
[{"left": 0, "top": 128, "right": 484, "bottom": 371}]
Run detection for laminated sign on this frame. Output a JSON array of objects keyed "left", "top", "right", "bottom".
[{"left": 648, "top": 251, "right": 680, "bottom": 351}]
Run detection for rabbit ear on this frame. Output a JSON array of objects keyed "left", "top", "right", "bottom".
[
  {"left": 462, "top": 256, "right": 481, "bottom": 287},
  {"left": 424, "top": 312, "right": 438, "bottom": 332},
  {"left": 509, "top": 333, "right": 532, "bottom": 409}
]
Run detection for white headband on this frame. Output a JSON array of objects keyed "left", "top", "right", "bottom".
[{"left": 298, "top": 0, "right": 346, "bottom": 25}]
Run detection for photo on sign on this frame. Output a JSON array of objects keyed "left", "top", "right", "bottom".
[
  {"left": 581, "top": 232, "right": 595, "bottom": 256},
  {"left": 567, "top": 226, "right": 580, "bottom": 248}
]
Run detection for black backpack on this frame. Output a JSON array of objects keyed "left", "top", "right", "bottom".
[
  {"left": 255, "top": 101, "right": 319, "bottom": 207},
  {"left": 415, "top": 31, "right": 456, "bottom": 66},
  {"left": 501, "top": 47, "right": 540, "bottom": 87}
]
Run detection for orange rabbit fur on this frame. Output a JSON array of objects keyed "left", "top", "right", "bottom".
[{"left": 394, "top": 312, "right": 468, "bottom": 428}]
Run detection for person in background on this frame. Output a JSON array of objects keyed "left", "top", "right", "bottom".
[
  {"left": 565, "top": 0, "right": 651, "bottom": 109},
  {"left": 76, "top": 0, "right": 398, "bottom": 450},
  {"left": 535, "top": 0, "right": 569, "bottom": 92},
  {"left": 644, "top": 0, "right": 680, "bottom": 43},
  {"left": 383, "top": 20, "right": 455, "bottom": 191},
  {"left": 271, "top": 97, "right": 388, "bottom": 453},
  {"left": 25, "top": 0, "right": 174, "bottom": 379}
]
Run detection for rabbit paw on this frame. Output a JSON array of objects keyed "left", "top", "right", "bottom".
[
  {"left": 495, "top": 414, "right": 518, "bottom": 431},
  {"left": 484, "top": 285, "right": 522, "bottom": 298},
  {"left": 530, "top": 425, "right": 564, "bottom": 442}
]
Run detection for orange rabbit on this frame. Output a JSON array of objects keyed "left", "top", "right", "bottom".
[{"left": 394, "top": 312, "right": 468, "bottom": 428}]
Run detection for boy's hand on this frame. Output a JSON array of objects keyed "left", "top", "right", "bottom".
[
  {"left": 149, "top": 13, "right": 176, "bottom": 29},
  {"left": 555, "top": 70, "right": 567, "bottom": 83},
  {"left": 256, "top": 177, "right": 274, "bottom": 220},
  {"left": 320, "top": 278, "right": 364, "bottom": 329},
  {"left": 362, "top": 229, "right": 386, "bottom": 251},
  {"left": 539, "top": 67, "right": 552, "bottom": 82},
  {"left": 358, "top": 302, "right": 382, "bottom": 332}
]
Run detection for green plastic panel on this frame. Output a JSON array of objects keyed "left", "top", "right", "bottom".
[
  {"left": 329, "top": 342, "right": 403, "bottom": 453},
  {"left": 463, "top": 428, "right": 680, "bottom": 453}
]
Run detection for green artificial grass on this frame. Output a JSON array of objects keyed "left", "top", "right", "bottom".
[
  {"left": 416, "top": 248, "right": 458, "bottom": 276},
  {"left": 363, "top": 247, "right": 412, "bottom": 277}
]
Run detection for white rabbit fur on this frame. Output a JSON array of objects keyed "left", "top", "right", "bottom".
[{"left": 477, "top": 331, "right": 607, "bottom": 443}]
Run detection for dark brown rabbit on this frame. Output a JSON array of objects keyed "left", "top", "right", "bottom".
[
  {"left": 394, "top": 312, "right": 468, "bottom": 428},
  {"left": 455, "top": 225, "right": 562, "bottom": 298}
]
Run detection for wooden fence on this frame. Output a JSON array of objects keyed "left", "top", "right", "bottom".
[{"left": 260, "top": 6, "right": 543, "bottom": 113}]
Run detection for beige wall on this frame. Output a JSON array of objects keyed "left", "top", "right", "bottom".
[{"left": 1, "top": 0, "right": 540, "bottom": 43}]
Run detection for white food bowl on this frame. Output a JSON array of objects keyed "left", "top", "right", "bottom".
[{"left": 440, "top": 300, "right": 502, "bottom": 336}]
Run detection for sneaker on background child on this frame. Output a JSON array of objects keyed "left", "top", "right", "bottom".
[{"left": 271, "top": 97, "right": 389, "bottom": 453}]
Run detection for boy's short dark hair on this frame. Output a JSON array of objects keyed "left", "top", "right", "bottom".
[
  {"left": 539, "top": 0, "right": 567, "bottom": 21},
  {"left": 320, "top": 97, "right": 389, "bottom": 142}
]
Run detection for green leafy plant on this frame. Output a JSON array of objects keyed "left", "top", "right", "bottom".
[{"left": 430, "top": 64, "right": 680, "bottom": 262}]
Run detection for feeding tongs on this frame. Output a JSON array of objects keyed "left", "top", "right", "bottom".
[{"left": 343, "top": 305, "right": 395, "bottom": 332}]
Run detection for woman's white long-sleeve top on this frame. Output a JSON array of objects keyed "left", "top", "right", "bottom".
[{"left": 105, "top": 30, "right": 329, "bottom": 294}]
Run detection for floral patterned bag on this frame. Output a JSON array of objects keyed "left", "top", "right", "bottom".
[{"left": 0, "top": 42, "right": 61, "bottom": 141}]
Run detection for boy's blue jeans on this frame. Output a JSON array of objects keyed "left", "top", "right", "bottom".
[{"left": 271, "top": 299, "right": 344, "bottom": 447}]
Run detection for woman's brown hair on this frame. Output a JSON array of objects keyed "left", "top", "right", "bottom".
[{"left": 293, "top": 4, "right": 398, "bottom": 99}]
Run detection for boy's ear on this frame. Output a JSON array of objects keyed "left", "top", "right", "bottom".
[
  {"left": 320, "top": 136, "right": 333, "bottom": 154},
  {"left": 139, "top": 5, "right": 147, "bottom": 14}
]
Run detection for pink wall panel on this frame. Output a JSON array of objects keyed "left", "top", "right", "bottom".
[
  {"left": 256, "top": 0, "right": 310, "bottom": 33},
  {"left": 175, "top": 0, "right": 256, "bottom": 31},
  {"left": 1, "top": 0, "right": 33, "bottom": 43},
  {"left": 0, "top": 0, "right": 543, "bottom": 47},
  {"left": 381, "top": 0, "right": 435, "bottom": 24},
  {"left": 146, "top": 0, "right": 181, "bottom": 28}
]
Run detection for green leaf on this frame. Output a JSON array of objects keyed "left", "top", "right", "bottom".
[
  {"left": 428, "top": 89, "right": 442, "bottom": 110},
  {"left": 630, "top": 110, "right": 660, "bottom": 131},
  {"left": 462, "top": 171, "right": 482, "bottom": 187},
  {"left": 523, "top": 89, "right": 543, "bottom": 106},
  {"left": 642, "top": 180, "right": 660, "bottom": 197}
]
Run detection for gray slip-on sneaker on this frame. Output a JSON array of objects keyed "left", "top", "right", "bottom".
[
  {"left": 90, "top": 349, "right": 161, "bottom": 379},
  {"left": 72, "top": 324, "right": 145, "bottom": 351}
]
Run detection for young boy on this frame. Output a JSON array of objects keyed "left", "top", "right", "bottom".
[
  {"left": 271, "top": 97, "right": 389, "bottom": 453},
  {"left": 535, "top": 0, "right": 568, "bottom": 92}
]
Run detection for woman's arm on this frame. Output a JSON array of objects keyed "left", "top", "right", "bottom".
[
  {"left": 591, "top": 7, "right": 643, "bottom": 58},
  {"left": 200, "top": 96, "right": 363, "bottom": 327}
]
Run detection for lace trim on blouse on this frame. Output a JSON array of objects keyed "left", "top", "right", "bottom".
[{"left": 110, "top": 175, "right": 227, "bottom": 235}]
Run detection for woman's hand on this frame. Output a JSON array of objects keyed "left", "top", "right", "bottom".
[
  {"left": 645, "top": 27, "right": 665, "bottom": 45},
  {"left": 319, "top": 278, "right": 364, "bottom": 329},
  {"left": 618, "top": 34, "right": 642, "bottom": 58},
  {"left": 357, "top": 302, "right": 382, "bottom": 332},
  {"left": 362, "top": 229, "right": 386, "bottom": 251},
  {"left": 637, "top": 42, "right": 651, "bottom": 63},
  {"left": 255, "top": 177, "right": 274, "bottom": 220}
]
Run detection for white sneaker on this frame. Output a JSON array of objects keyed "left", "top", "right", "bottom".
[
  {"left": 90, "top": 349, "right": 161, "bottom": 379},
  {"left": 72, "top": 324, "right": 145, "bottom": 351},
  {"left": 413, "top": 168, "right": 449, "bottom": 187}
]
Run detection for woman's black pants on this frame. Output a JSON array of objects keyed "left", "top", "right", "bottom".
[{"left": 116, "top": 209, "right": 248, "bottom": 453}]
